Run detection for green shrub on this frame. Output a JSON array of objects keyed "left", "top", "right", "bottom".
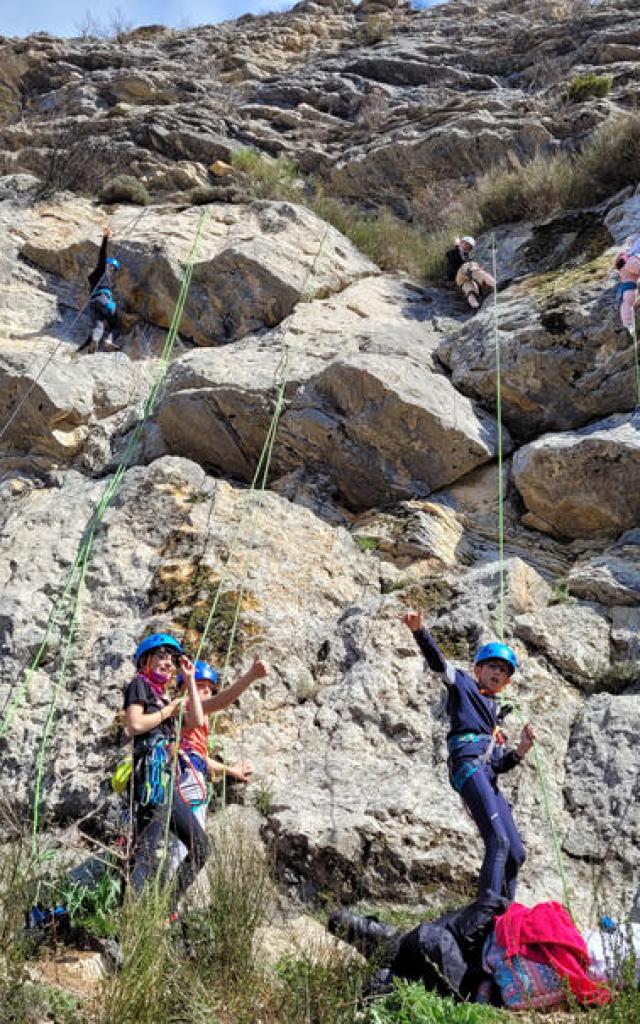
[
  {"left": 231, "top": 149, "right": 299, "bottom": 201},
  {"left": 356, "top": 15, "right": 390, "bottom": 46},
  {"left": 190, "top": 185, "right": 222, "bottom": 206},
  {"left": 99, "top": 174, "right": 151, "bottom": 206},
  {"left": 477, "top": 153, "right": 574, "bottom": 228},
  {"left": 275, "top": 950, "right": 366, "bottom": 1024},
  {"left": 366, "top": 980, "right": 503, "bottom": 1023},
  {"left": 568, "top": 114, "right": 640, "bottom": 206},
  {"left": 566, "top": 73, "right": 612, "bottom": 103},
  {"left": 353, "top": 535, "right": 380, "bottom": 553}
]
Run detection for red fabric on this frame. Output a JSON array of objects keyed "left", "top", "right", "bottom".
[
  {"left": 494, "top": 902, "right": 610, "bottom": 1006},
  {"left": 180, "top": 720, "right": 209, "bottom": 760}
]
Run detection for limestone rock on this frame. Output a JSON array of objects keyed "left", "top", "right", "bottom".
[
  {"left": 567, "top": 531, "right": 640, "bottom": 606},
  {"left": 156, "top": 312, "right": 510, "bottom": 509},
  {"left": 514, "top": 602, "right": 611, "bottom": 687},
  {"left": 19, "top": 198, "right": 376, "bottom": 346},
  {"left": 512, "top": 413, "right": 640, "bottom": 539}
]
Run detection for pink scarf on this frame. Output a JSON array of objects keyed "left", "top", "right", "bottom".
[{"left": 138, "top": 669, "right": 170, "bottom": 702}]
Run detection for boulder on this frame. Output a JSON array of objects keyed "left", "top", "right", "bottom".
[
  {"left": 567, "top": 530, "right": 640, "bottom": 606},
  {"left": 19, "top": 198, "right": 376, "bottom": 347},
  {"left": 512, "top": 413, "right": 640, "bottom": 539},
  {"left": 514, "top": 602, "right": 611, "bottom": 687}
]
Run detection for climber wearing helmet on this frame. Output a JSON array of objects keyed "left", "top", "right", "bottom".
[
  {"left": 613, "top": 245, "right": 640, "bottom": 336},
  {"left": 446, "top": 235, "right": 496, "bottom": 312},
  {"left": 402, "top": 611, "right": 536, "bottom": 901},
  {"left": 123, "top": 632, "right": 210, "bottom": 900},
  {"left": 168, "top": 657, "right": 264, "bottom": 875},
  {"left": 79, "top": 225, "right": 123, "bottom": 352}
]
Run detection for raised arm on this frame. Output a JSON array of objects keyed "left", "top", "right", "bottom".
[
  {"left": 201, "top": 657, "right": 268, "bottom": 715},
  {"left": 88, "top": 225, "right": 111, "bottom": 292},
  {"left": 180, "top": 655, "right": 204, "bottom": 730},
  {"left": 402, "top": 610, "right": 448, "bottom": 674}
]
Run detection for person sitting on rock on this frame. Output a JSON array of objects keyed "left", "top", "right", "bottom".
[
  {"left": 402, "top": 611, "right": 536, "bottom": 902},
  {"left": 168, "top": 658, "right": 259, "bottom": 876},
  {"left": 79, "top": 225, "right": 122, "bottom": 352},
  {"left": 614, "top": 248, "right": 640, "bottom": 336},
  {"left": 446, "top": 236, "right": 496, "bottom": 312}
]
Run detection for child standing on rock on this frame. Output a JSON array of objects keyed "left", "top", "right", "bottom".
[{"left": 402, "top": 611, "right": 535, "bottom": 901}]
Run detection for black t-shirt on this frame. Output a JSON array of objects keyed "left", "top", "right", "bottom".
[{"left": 123, "top": 675, "right": 174, "bottom": 760}]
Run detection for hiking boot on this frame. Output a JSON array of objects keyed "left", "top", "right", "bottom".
[{"left": 327, "top": 909, "right": 401, "bottom": 960}]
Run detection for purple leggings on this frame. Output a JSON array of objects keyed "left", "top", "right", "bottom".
[{"left": 460, "top": 767, "right": 525, "bottom": 901}]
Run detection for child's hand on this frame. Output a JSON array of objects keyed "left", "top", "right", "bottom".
[
  {"left": 166, "top": 695, "right": 187, "bottom": 718},
  {"left": 229, "top": 761, "right": 253, "bottom": 784},
  {"left": 249, "top": 657, "right": 268, "bottom": 681},
  {"left": 516, "top": 723, "right": 536, "bottom": 757},
  {"left": 103, "top": 225, "right": 112, "bottom": 238},
  {"left": 179, "top": 655, "right": 195, "bottom": 686},
  {"left": 402, "top": 610, "right": 422, "bottom": 633}
]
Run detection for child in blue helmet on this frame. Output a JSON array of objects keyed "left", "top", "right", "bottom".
[
  {"left": 168, "top": 658, "right": 264, "bottom": 875},
  {"left": 403, "top": 611, "right": 536, "bottom": 901},
  {"left": 123, "top": 632, "right": 210, "bottom": 900},
  {"left": 79, "top": 225, "right": 122, "bottom": 352}
]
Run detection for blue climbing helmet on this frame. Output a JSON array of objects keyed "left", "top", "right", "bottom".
[
  {"left": 106, "top": 257, "right": 120, "bottom": 271},
  {"left": 133, "top": 633, "right": 183, "bottom": 666},
  {"left": 177, "top": 660, "right": 220, "bottom": 689},
  {"left": 474, "top": 642, "right": 517, "bottom": 675}
]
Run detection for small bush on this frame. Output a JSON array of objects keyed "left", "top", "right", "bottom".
[
  {"left": 276, "top": 950, "right": 366, "bottom": 1024},
  {"left": 366, "top": 980, "right": 503, "bottom": 1023},
  {"left": 356, "top": 15, "right": 390, "bottom": 46},
  {"left": 566, "top": 73, "right": 612, "bottom": 103},
  {"left": 476, "top": 153, "right": 574, "bottom": 228},
  {"left": 353, "top": 535, "right": 380, "bottom": 553},
  {"left": 194, "top": 817, "right": 274, "bottom": 980},
  {"left": 231, "top": 149, "right": 299, "bottom": 201},
  {"left": 569, "top": 114, "right": 640, "bottom": 206},
  {"left": 100, "top": 174, "right": 151, "bottom": 206}
]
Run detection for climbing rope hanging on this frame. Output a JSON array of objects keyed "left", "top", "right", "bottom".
[
  {"left": 0, "top": 208, "right": 211, "bottom": 857},
  {"left": 490, "top": 235, "right": 574, "bottom": 920},
  {"left": 158, "top": 225, "right": 331, "bottom": 867}
]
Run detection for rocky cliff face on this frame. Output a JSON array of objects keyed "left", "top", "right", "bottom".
[{"left": 1, "top": 0, "right": 639, "bottom": 926}]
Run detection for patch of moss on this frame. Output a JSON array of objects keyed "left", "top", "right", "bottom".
[
  {"left": 148, "top": 535, "right": 263, "bottom": 664},
  {"left": 399, "top": 578, "right": 454, "bottom": 616},
  {"left": 521, "top": 250, "right": 613, "bottom": 306},
  {"left": 430, "top": 627, "right": 470, "bottom": 661}
]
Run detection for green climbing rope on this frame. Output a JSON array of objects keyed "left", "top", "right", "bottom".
[
  {"left": 158, "top": 225, "right": 331, "bottom": 873},
  {"left": 19, "top": 208, "right": 212, "bottom": 857},
  {"left": 490, "top": 235, "right": 574, "bottom": 919}
]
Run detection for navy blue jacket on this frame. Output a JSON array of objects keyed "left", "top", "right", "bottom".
[{"left": 412, "top": 627, "right": 520, "bottom": 777}]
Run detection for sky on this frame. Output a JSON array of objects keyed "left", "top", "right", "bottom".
[
  {"left": 0, "top": 0, "right": 296, "bottom": 39},
  {"left": 1, "top": 0, "right": 442, "bottom": 40}
]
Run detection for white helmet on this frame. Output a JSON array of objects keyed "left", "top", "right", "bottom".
[{"left": 459, "top": 235, "right": 476, "bottom": 248}]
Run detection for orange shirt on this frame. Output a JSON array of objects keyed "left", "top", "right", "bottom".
[{"left": 180, "top": 720, "right": 209, "bottom": 761}]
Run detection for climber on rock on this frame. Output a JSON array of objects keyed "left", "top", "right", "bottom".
[
  {"left": 402, "top": 611, "right": 536, "bottom": 902},
  {"left": 167, "top": 657, "right": 260, "bottom": 876},
  {"left": 446, "top": 236, "right": 496, "bottom": 312},
  {"left": 78, "top": 225, "right": 123, "bottom": 352},
  {"left": 613, "top": 246, "right": 640, "bottom": 336},
  {"left": 124, "top": 634, "right": 268, "bottom": 900}
]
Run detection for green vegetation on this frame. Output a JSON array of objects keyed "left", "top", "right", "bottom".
[
  {"left": 566, "top": 74, "right": 612, "bottom": 103},
  {"left": 354, "top": 535, "right": 381, "bottom": 553},
  {"left": 548, "top": 580, "right": 576, "bottom": 606},
  {"left": 366, "top": 981, "right": 504, "bottom": 1023},
  {"left": 99, "top": 174, "right": 151, "bottom": 206},
  {"left": 355, "top": 15, "right": 391, "bottom": 46},
  {"left": 55, "top": 867, "right": 121, "bottom": 938},
  {"left": 231, "top": 148, "right": 300, "bottom": 201},
  {"left": 276, "top": 951, "right": 366, "bottom": 1023}
]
